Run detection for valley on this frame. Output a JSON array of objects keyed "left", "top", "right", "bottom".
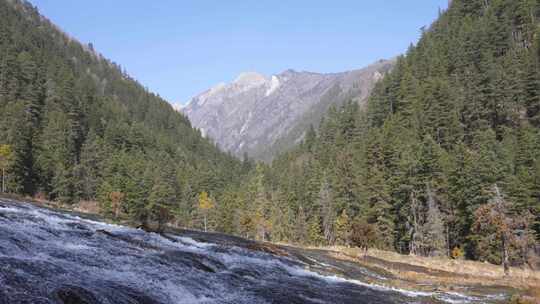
[{"left": 0, "top": 0, "right": 539, "bottom": 303}]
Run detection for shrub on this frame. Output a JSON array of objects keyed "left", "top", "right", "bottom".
[{"left": 350, "top": 218, "right": 376, "bottom": 251}]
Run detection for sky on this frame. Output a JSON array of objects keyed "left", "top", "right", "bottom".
[{"left": 27, "top": 1, "right": 448, "bottom": 105}]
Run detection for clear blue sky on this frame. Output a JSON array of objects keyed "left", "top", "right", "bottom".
[{"left": 28, "top": 1, "right": 447, "bottom": 105}]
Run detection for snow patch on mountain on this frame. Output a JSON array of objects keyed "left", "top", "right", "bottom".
[
  {"left": 172, "top": 102, "right": 184, "bottom": 112},
  {"left": 266, "top": 75, "right": 280, "bottom": 96},
  {"left": 240, "top": 112, "right": 253, "bottom": 135}
]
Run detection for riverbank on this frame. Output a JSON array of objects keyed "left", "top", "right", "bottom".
[{"left": 286, "top": 244, "right": 540, "bottom": 303}]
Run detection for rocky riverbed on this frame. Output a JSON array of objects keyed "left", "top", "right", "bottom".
[{"left": 0, "top": 198, "right": 509, "bottom": 304}]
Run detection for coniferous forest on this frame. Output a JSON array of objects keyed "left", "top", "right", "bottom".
[
  {"left": 0, "top": 0, "right": 249, "bottom": 231},
  {"left": 1, "top": 0, "right": 539, "bottom": 271},
  {"left": 210, "top": 0, "right": 540, "bottom": 267}
]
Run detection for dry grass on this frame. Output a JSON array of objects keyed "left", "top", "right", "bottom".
[
  {"left": 280, "top": 243, "right": 540, "bottom": 300},
  {"left": 286, "top": 242, "right": 540, "bottom": 296},
  {"left": 366, "top": 247, "right": 538, "bottom": 281},
  {"left": 321, "top": 246, "right": 540, "bottom": 294},
  {"left": 73, "top": 200, "right": 101, "bottom": 214}
]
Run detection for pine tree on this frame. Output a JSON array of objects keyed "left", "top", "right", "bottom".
[
  {"left": 294, "top": 206, "right": 308, "bottom": 244},
  {"left": 308, "top": 216, "right": 323, "bottom": 246},
  {"left": 334, "top": 209, "right": 351, "bottom": 246},
  {"left": 364, "top": 166, "right": 395, "bottom": 250},
  {"left": 423, "top": 184, "right": 447, "bottom": 256},
  {"left": 318, "top": 177, "right": 335, "bottom": 245},
  {"left": 11, "top": 122, "right": 35, "bottom": 195},
  {"left": 147, "top": 174, "right": 176, "bottom": 232},
  {"left": 52, "top": 164, "right": 75, "bottom": 204},
  {"left": 77, "top": 132, "right": 103, "bottom": 200}
]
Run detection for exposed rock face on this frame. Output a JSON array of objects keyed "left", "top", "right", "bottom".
[{"left": 182, "top": 59, "right": 394, "bottom": 160}]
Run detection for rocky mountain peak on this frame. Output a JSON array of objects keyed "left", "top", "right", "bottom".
[
  {"left": 234, "top": 72, "right": 268, "bottom": 86},
  {"left": 182, "top": 59, "right": 394, "bottom": 160}
]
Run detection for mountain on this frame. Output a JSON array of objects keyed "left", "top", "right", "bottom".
[
  {"left": 0, "top": 0, "right": 247, "bottom": 227},
  {"left": 225, "top": 0, "right": 539, "bottom": 265},
  {"left": 182, "top": 60, "right": 393, "bottom": 160}
]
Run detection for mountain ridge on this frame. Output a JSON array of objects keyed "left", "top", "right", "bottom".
[{"left": 182, "top": 60, "right": 394, "bottom": 160}]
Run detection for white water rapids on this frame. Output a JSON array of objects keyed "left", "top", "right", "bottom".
[{"left": 0, "top": 199, "right": 507, "bottom": 304}]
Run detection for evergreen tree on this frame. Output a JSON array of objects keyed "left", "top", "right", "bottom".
[
  {"left": 423, "top": 185, "right": 447, "bottom": 256},
  {"left": 334, "top": 209, "right": 351, "bottom": 246},
  {"left": 147, "top": 173, "right": 176, "bottom": 232},
  {"left": 318, "top": 177, "right": 335, "bottom": 245}
]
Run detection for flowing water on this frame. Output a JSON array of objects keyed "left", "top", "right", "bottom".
[{"left": 0, "top": 198, "right": 508, "bottom": 304}]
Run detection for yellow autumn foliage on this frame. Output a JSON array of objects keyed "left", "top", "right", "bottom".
[{"left": 198, "top": 191, "right": 214, "bottom": 211}]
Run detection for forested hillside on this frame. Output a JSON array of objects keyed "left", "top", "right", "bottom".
[
  {"left": 208, "top": 0, "right": 540, "bottom": 267},
  {"left": 1, "top": 0, "right": 538, "bottom": 270},
  {"left": 0, "top": 0, "right": 248, "bottom": 230}
]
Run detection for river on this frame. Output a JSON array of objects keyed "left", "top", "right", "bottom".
[{"left": 0, "top": 198, "right": 508, "bottom": 304}]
